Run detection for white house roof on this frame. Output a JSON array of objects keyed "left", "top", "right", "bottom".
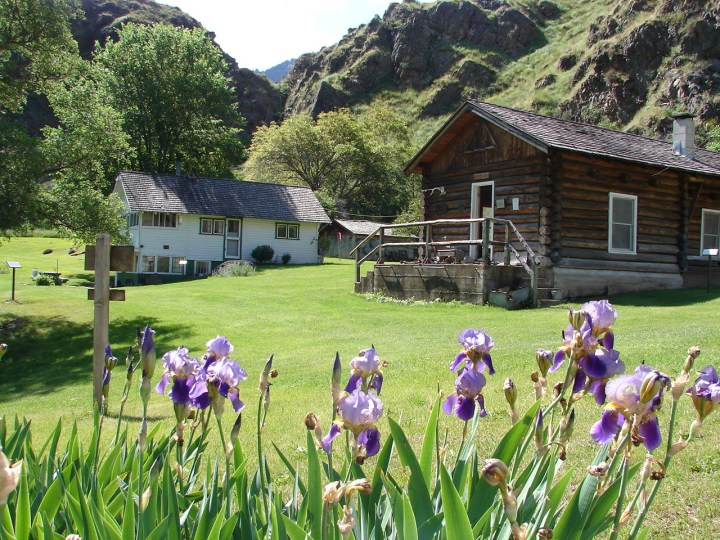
[{"left": 116, "top": 171, "right": 331, "bottom": 223}]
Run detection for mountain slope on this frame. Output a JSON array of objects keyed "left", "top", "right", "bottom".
[{"left": 282, "top": 0, "right": 720, "bottom": 142}]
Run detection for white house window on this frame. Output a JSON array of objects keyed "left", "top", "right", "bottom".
[
  {"left": 141, "top": 212, "right": 177, "bottom": 228},
  {"left": 127, "top": 213, "right": 139, "bottom": 227},
  {"left": 142, "top": 256, "right": 155, "bottom": 272},
  {"left": 201, "top": 218, "right": 225, "bottom": 235},
  {"left": 156, "top": 256, "right": 170, "bottom": 273},
  {"left": 171, "top": 257, "right": 184, "bottom": 273},
  {"left": 195, "top": 260, "right": 211, "bottom": 276},
  {"left": 276, "top": 222, "right": 299, "bottom": 240},
  {"left": 701, "top": 209, "right": 720, "bottom": 252},
  {"left": 608, "top": 192, "right": 637, "bottom": 254}
]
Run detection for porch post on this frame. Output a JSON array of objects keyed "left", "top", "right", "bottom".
[
  {"left": 378, "top": 227, "right": 385, "bottom": 262},
  {"left": 504, "top": 222, "right": 511, "bottom": 266},
  {"left": 482, "top": 219, "right": 490, "bottom": 265}
]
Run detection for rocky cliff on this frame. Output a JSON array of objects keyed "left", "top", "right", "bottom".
[
  {"left": 44, "top": 0, "right": 720, "bottom": 145},
  {"left": 282, "top": 0, "right": 720, "bottom": 140}
]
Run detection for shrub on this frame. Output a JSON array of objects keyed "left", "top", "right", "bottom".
[
  {"left": 281, "top": 253, "right": 291, "bottom": 264},
  {"left": 251, "top": 244, "right": 274, "bottom": 263},
  {"left": 213, "top": 261, "right": 256, "bottom": 277},
  {"left": 34, "top": 274, "right": 54, "bottom": 286}
]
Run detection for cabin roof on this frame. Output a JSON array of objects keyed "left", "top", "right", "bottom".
[
  {"left": 405, "top": 100, "right": 720, "bottom": 178},
  {"left": 115, "top": 171, "right": 331, "bottom": 223}
]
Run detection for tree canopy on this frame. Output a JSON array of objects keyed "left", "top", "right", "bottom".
[
  {"left": 243, "top": 106, "right": 419, "bottom": 220},
  {"left": 96, "top": 23, "right": 245, "bottom": 177},
  {"left": 1, "top": 9, "right": 247, "bottom": 243}
]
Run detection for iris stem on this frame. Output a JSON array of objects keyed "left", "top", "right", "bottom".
[
  {"left": 215, "top": 413, "right": 231, "bottom": 518},
  {"left": 609, "top": 451, "right": 631, "bottom": 540},
  {"left": 256, "top": 392, "right": 270, "bottom": 525},
  {"left": 627, "top": 396, "right": 680, "bottom": 539}
]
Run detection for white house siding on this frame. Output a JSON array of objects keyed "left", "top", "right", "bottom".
[
  {"left": 241, "top": 218, "right": 320, "bottom": 264},
  {"left": 129, "top": 214, "right": 225, "bottom": 272}
]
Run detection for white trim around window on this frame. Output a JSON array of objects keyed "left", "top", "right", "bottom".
[
  {"left": 608, "top": 192, "right": 637, "bottom": 254},
  {"left": 701, "top": 209, "right": 720, "bottom": 253}
]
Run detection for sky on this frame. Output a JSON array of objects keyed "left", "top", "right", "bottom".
[{"left": 158, "top": 0, "right": 420, "bottom": 71}]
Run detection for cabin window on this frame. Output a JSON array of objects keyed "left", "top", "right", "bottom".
[
  {"left": 141, "top": 212, "right": 177, "bottom": 228},
  {"left": 701, "top": 209, "right": 720, "bottom": 252},
  {"left": 156, "top": 256, "right": 170, "bottom": 273},
  {"left": 276, "top": 223, "right": 299, "bottom": 240},
  {"left": 200, "top": 218, "right": 225, "bottom": 235},
  {"left": 608, "top": 193, "right": 637, "bottom": 254},
  {"left": 127, "top": 213, "right": 139, "bottom": 227}
]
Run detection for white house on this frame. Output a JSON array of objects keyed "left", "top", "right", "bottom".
[{"left": 113, "top": 171, "right": 330, "bottom": 283}]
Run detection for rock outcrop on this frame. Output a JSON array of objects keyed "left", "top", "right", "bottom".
[{"left": 283, "top": 1, "right": 544, "bottom": 116}]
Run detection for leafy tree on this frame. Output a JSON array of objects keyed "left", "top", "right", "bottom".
[
  {"left": 243, "top": 106, "right": 418, "bottom": 220},
  {"left": 0, "top": 0, "right": 81, "bottom": 236},
  {"left": 95, "top": 23, "right": 245, "bottom": 176}
]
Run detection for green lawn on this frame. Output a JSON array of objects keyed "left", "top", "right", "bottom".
[{"left": 1, "top": 236, "right": 720, "bottom": 537}]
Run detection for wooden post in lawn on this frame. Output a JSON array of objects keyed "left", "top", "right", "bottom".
[{"left": 92, "top": 234, "right": 111, "bottom": 408}]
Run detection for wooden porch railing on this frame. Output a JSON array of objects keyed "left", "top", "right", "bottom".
[{"left": 349, "top": 217, "right": 540, "bottom": 304}]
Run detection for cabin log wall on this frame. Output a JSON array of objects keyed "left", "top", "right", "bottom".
[{"left": 421, "top": 118, "right": 547, "bottom": 259}]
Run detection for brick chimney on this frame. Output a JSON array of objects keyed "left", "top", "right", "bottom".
[{"left": 672, "top": 112, "right": 695, "bottom": 160}]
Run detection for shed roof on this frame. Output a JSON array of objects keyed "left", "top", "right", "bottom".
[
  {"left": 405, "top": 100, "right": 720, "bottom": 177},
  {"left": 116, "top": 171, "right": 330, "bottom": 223},
  {"left": 327, "top": 219, "right": 413, "bottom": 238}
]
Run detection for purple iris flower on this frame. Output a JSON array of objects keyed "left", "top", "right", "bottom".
[
  {"left": 156, "top": 347, "right": 199, "bottom": 405},
  {"left": 581, "top": 300, "right": 617, "bottom": 345},
  {"left": 687, "top": 365, "right": 720, "bottom": 420},
  {"left": 443, "top": 367, "right": 487, "bottom": 421},
  {"left": 345, "top": 347, "right": 383, "bottom": 394},
  {"left": 590, "top": 364, "right": 666, "bottom": 451},
  {"left": 189, "top": 356, "right": 248, "bottom": 412},
  {"left": 322, "top": 388, "right": 384, "bottom": 458},
  {"left": 450, "top": 328, "right": 495, "bottom": 374},
  {"left": 206, "top": 335, "right": 234, "bottom": 360}
]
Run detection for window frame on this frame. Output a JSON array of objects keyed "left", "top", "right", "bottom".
[
  {"left": 141, "top": 212, "right": 177, "bottom": 228},
  {"left": 701, "top": 208, "right": 720, "bottom": 253},
  {"left": 200, "top": 217, "right": 225, "bottom": 235},
  {"left": 276, "top": 222, "right": 299, "bottom": 240},
  {"left": 608, "top": 192, "right": 638, "bottom": 255}
]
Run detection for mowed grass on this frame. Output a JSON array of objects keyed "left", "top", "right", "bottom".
[{"left": 1, "top": 236, "right": 720, "bottom": 537}]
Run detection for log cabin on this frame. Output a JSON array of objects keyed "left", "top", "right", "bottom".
[{"left": 355, "top": 100, "right": 720, "bottom": 305}]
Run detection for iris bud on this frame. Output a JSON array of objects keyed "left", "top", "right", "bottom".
[
  {"left": 140, "top": 325, "right": 156, "bottom": 379},
  {"left": 535, "top": 349, "right": 553, "bottom": 377},
  {"left": 568, "top": 309, "right": 586, "bottom": 331},
  {"left": 482, "top": 458, "right": 508, "bottom": 487},
  {"left": 0, "top": 343, "right": 8, "bottom": 361},
  {"left": 559, "top": 409, "right": 575, "bottom": 444},
  {"left": 684, "top": 346, "right": 701, "bottom": 373},
  {"left": 503, "top": 378, "right": 517, "bottom": 408},
  {"left": 639, "top": 370, "right": 668, "bottom": 404}
]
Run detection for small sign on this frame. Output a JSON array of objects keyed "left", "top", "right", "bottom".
[
  {"left": 702, "top": 249, "right": 719, "bottom": 256},
  {"left": 84, "top": 245, "right": 135, "bottom": 271},
  {"left": 5, "top": 261, "right": 21, "bottom": 268},
  {"left": 87, "top": 288, "right": 126, "bottom": 301}
]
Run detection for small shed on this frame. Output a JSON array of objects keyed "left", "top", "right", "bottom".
[{"left": 319, "top": 219, "right": 417, "bottom": 260}]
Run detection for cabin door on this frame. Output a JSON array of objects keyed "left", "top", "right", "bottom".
[{"left": 469, "top": 181, "right": 494, "bottom": 261}]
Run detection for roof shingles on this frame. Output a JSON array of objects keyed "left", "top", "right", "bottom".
[
  {"left": 467, "top": 100, "right": 720, "bottom": 177},
  {"left": 117, "top": 172, "right": 330, "bottom": 223}
]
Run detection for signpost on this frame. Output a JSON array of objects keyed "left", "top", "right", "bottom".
[
  {"left": 702, "top": 248, "right": 718, "bottom": 292},
  {"left": 85, "top": 236, "right": 134, "bottom": 408},
  {"left": 5, "top": 261, "right": 21, "bottom": 302}
]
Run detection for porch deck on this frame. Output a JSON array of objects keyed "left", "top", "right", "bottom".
[{"left": 351, "top": 218, "right": 551, "bottom": 307}]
